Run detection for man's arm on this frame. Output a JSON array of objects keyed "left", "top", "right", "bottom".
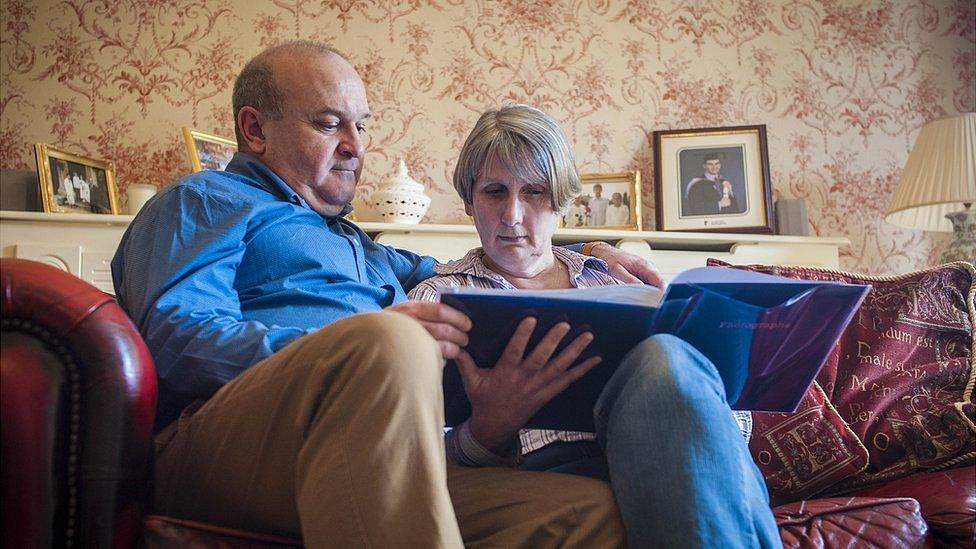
[
  {"left": 112, "top": 186, "right": 312, "bottom": 415},
  {"left": 580, "top": 241, "right": 664, "bottom": 287}
]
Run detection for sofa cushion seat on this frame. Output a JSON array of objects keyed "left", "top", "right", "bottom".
[
  {"left": 853, "top": 466, "right": 976, "bottom": 548},
  {"left": 773, "top": 496, "right": 930, "bottom": 547}
]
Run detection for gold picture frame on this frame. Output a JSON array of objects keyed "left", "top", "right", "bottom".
[
  {"left": 182, "top": 127, "right": 237, "bottom": 172},
  {"left": 34, "top": 143, "right": 120, "bottom": 214},
  {"left": 562, "top": 171, "right": 642, "bottom": 230}
]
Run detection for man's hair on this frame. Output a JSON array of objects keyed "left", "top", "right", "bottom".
[
  {"left": 232, "top": 41, "right": 348, "bottom": 149},
  {"left": 453, "top": 103, "right": 581, "bottom": 212},
  {"left": 703, "top": 153, "right": 721, "bottom": 163},
  {"left": 593, "top": 184, "right": 602, "bottom": 191}
]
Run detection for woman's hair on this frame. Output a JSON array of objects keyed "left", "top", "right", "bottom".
[{"left": 453, "top": 103, "right": 581, "bottom": 212}]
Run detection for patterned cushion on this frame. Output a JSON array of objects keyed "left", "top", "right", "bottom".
[
  {"left": 750, "top": 381, "right": 868, "bottom": 503},
  {"left": 708, "top": 260, "right": 975, "bottom": 494}
]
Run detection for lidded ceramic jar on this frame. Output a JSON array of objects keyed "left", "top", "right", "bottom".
[{"left": 370, "top": 159, "right": 431, "bottom": 224}]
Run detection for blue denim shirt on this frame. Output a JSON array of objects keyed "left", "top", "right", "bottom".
[{"left": 112, "top": 152, "right": 436, "bottom": 428}]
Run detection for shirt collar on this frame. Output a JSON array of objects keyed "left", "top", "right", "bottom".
[
  {"left": 435, "top": 246, "right": 609, "bottom": 286},
  {"left": 224, "top": 152, "right": 354, "bottom": 218}
]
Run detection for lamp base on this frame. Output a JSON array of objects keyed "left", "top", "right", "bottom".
[{"left": 941, "top": 209, "right": 976, "bottom": 264}]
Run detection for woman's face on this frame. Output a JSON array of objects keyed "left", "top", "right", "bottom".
[{"left": 466, "top": 156, "right": 560, "bottom": 277}]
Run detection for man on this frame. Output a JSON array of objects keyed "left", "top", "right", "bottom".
[
  {"left": 606, "top": 192, "right": 630, "bottom": 225},
  {"left": 684, "top": 153, "right": 739, "bottom": 216},
  {"left": 112, "top": 41, "right": 662, "bottom": 547},
  {"left": 587, "top": 183, "right": 608, "bottom": 225}
]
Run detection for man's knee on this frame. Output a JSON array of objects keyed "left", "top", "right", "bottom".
[{"left": 299, "top": 311, "right": 443, "bottom": 388}]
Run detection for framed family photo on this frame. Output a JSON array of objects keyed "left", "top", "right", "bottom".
[
  {"left": 562, "top": 171, "right": 642, "bottom": 230},
  {"left": 653, "top": 125, "right": 773, "bottom": 233},
  {"left": 182, "top": 127, "right": 237, "bottom": 172},
  {"left": 34, "top": 144, "right": 120, "bottom": 215}
]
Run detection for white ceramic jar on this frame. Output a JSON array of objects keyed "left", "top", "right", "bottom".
[{"left": 369, "top": 160, "right": 431, "bottom": 224}]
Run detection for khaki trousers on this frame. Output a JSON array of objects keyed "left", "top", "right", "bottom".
[{"left": 153, "top": 311, "right": 625, "bottom": 548}]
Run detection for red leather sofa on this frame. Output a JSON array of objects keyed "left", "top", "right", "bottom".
[{"left": 2, "top": 258, "right": 973, "bottom": 547}]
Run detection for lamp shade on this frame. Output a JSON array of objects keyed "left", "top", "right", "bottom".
[{"left": 885, "top": 112, "right": 976, "bottom": 232}]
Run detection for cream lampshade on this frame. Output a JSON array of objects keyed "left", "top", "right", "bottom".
[{"left": 885, "top": 112, "right": 976, "bottom": 263}]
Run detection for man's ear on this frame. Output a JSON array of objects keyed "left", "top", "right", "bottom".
[
  {"left": 237, "top": 106, "right": 267, "bottom": 154},
  {"left": 464, "top": 201, "right": 473, "bottom": 217}
]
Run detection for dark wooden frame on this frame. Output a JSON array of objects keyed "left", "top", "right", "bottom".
[{"left": 653, "top": 125, "right": 773, "bottom": 234}]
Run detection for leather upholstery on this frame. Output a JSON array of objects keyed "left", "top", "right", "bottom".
[
  {"left": 1, "top": 258, "right": 971, "bottom": 547},
  {"left": 1, "top": 259, "right": 157, "bottom": 548},
  {"left": 854, "top": 467, "right": 976, "bottom": 548},
  {"left": 141, "top": 516, "right": 301, "bottom": 548},
  {"left": 774, "top": 497, "right": 931, "bottom": 548}
]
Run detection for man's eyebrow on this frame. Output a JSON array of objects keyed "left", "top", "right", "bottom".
[{"left": 312, "top": 108, "right": 371, "bottom": 121}]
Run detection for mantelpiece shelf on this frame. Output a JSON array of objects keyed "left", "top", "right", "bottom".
[{"left": 1, "top": 211, "right": 849, "bottom": 291}]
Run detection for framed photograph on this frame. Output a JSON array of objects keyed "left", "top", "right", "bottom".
[
  {"left": 182, "top": 127, "right": 237, "bottom": 172},
  {"left": 34, "top": 144, "right": 120, "bottom": 214},
  {"left": 562, "top": 171, "right": 642, "bottom": 230},
  {"left": 653, "top": 125, "right": 773, "bottom": 233}
]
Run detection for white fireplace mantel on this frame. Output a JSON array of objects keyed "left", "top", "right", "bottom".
[{"left": 0, "top": 210, "right": 848, "bottom": 293}]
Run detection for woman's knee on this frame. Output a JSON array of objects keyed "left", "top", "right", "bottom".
[
  {"left": 616, "top": 333, "right": 721, "bottom": 393},
  {"left": 595, "top": 334, "right": 725, "bottom": 429}
]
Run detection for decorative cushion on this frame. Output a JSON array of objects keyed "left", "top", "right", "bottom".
[
  {"left": 708, "top": 260, "right": 975, "bottom": 494},
  {"left": 749, "top": 381, "right": 868, "bottom": 504}
]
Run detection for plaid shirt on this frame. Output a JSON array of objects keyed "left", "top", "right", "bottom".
[{"left": 409, "top": 247, "right": 624, "bottom": 464}]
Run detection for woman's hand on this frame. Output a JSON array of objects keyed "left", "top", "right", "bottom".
[{"left": 455, "top": 317, "right": 602, "bottom": 454}]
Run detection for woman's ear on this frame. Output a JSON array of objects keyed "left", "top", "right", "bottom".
[{"left": 464, "top": 201, "right": 474, "bottom": 217}]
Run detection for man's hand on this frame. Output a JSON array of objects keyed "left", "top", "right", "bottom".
[
  {"left": 455, "top": 318, "right": 601, "bottom": 453},
  {"left": 386, "top": 300, "right": 471, "bottom": 359},
  {"left": 587, "top": 242, "right": 664, "bottom": 288}
]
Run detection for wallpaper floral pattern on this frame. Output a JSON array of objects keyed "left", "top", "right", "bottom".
[{"left": 1, "top": 0, "right": 973, "bottom": 273}]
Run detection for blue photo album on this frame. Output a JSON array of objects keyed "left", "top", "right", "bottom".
[{"left": 438, "top": 267, "right": 870, "bottom": 432}]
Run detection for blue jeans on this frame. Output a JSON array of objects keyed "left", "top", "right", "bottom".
[{"left": 524, "top": 334, "right": 781, "bottom": 548}]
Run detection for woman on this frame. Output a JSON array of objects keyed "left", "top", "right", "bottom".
[{"left": 409, "top": 104, "right": 779, "bottom": 548}]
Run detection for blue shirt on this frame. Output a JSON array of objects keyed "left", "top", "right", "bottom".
[{"left": 112, "top": 152, "right": 436, "bottom": 429}]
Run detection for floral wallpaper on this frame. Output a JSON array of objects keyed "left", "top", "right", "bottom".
[{"left": 1, "top": 0, "right": 973, "bottom": 274}]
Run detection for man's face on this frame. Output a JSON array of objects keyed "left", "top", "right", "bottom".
[
  {"left": 465, "top": 157, "right": 560, "bottom": 277},
  {"left": 258, "top": 52, "right": 370, "bottom": 216},
  {"left": 611, "top": 193, "right": 622, "bottom": 206},
  {"left": 704, "top": 159, "right": 721, "bottom": 175},
  {"left": 593, "top": 185, "right": 602, "bottom": 197}
]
